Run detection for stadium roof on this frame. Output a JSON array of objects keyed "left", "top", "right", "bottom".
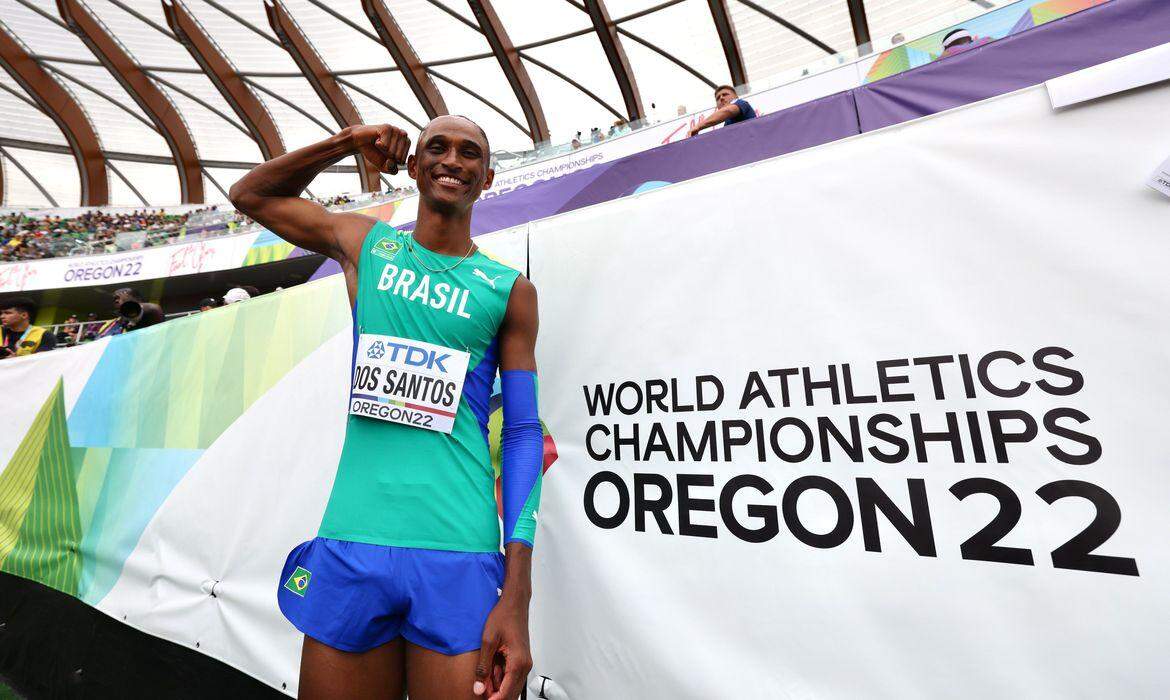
[{"left": 0, "top": 0, "right": 985, "bottom": 208}]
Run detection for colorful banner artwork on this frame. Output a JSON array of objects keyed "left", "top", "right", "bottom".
[
  {"left": 0, "top": 230, "right": 529, "bottom": 694},
  {"left": 863, "top": 0, "right": 1107, "bottom": 83}
]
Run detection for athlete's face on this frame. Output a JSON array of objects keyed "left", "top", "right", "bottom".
[
  {"left": 408, "top": 117, "right": 494, "bottom": 215},
  {"left": 715, "top": 88, "right": 736, "bottom": 108}
]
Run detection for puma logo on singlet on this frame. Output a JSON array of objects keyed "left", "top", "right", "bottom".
[{"left": 473, "top": 268, "right": 502, "bottom": 289}]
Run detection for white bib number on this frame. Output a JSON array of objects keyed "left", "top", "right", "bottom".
[{"left": 349, "top": 334, "right": 470, "bottom": 434}]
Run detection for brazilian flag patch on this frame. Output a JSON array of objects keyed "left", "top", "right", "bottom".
[
  {"left": 372, "top": 238, "right": 401, "bottom": 261},
  {"left": 284, "top": 566, "right": 312, "bottom": 597}
]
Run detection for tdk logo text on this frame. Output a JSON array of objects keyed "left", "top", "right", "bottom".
[{"left": 373, "top": 340, "right": 451, "bottom": 373}]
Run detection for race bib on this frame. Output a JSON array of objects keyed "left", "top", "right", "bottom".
[{"left": 349, "top": 334, "right": 470, "bottom": 433}]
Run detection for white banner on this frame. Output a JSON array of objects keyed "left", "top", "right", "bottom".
[
  {"left": 3, "top": 80, "right": 1170, "bottom": 699},
  {"left": 0, "top": 230, "right": 260, "bottom": 293},
  {"left": 527, "top": 84, "right": 1170, "bottom": 698}
]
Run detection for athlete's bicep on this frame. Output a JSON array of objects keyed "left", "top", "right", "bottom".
[{"left": 498, "top": 275, "right": 538, "bottom": 372}]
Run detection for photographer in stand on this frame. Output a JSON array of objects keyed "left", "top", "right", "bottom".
[{"left": 96, "top": 287, "right": 165, "bottom": 339}]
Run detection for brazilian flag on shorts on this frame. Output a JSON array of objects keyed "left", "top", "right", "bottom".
[{"left": 284, "top": 566, "right": 312, "bottom": 597}]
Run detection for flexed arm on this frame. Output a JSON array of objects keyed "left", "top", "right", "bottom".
[{"left": 228, "top": 125, "right": 411, "bottom": 270}]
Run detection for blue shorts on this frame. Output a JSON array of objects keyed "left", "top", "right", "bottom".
[{"left": 277, "top": 537, "right": 504, "bottom": 655}]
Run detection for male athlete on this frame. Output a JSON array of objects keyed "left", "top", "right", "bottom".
[{"left": 230, "top": 115, "right": 541, "bottom": 700}]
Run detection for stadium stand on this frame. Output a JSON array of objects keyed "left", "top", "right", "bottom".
[
  {"left": 0, "top": 0, "right": 1128, "bottom": 362},
  {"left": 4, "top": 2, "right": 1164, "bottom": 696},
  {"left": 1, "top": 208, "right": 202, "bottom": 260}
]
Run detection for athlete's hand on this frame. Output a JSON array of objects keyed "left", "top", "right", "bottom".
[
  {"left": 347, "top": 124, "right": 410, "bottom": 175},
  {"left": 474, "top": 595, "right": 532, "bottom": 700}
]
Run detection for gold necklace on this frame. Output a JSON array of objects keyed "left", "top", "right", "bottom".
[{"left": 405, "top": 237, "right": 475, "bottom": 273}]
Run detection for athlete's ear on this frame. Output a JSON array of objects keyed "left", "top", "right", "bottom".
[
  {"left": 406, "top": 153, "right": 418, "bottom": 181},
  {"left": 482, "top": 166, "right": 494, "bottom": 191}
]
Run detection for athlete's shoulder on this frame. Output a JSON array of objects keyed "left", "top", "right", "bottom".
[
  {"left": 472, "top": 246, "right": 523, "bottom": 276},
  {"left": 507, "top": 274, "right": 537, "bottom": 306},
  {"left": 501, "top": 274, "right": 537, "bottom": 336}
]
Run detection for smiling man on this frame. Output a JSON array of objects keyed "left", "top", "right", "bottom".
[{"left": 230, "top": 116, "right": 542, "bottom": 700}]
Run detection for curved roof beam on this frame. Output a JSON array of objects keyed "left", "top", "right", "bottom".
[
  {"left": 707, "top": 0, "right": 747, "bottom": 86},
  {"left": 264, "top": 0, "right": 380, "bottom": 192},
  {"left": 56, "top": 0, "right": 204, "bottom": 203},
  {"left": 362, "top": 0, "right": 448, "bottom": 120},
  {"left": 466, "top": 0, "right": 550, "bottom": 144},
  {"left": 162, "top": 0, "right": 285, "bottom": 160},
  {"left": 0, "top": 144, "right": 59, "bottom": 207},
  {"left": 0, "top": 22, "right": 108, "bottom": 205},
  {"left": 561, "top": 0, "right": 715, "bottom": 90},
  {"left": 144, "top": 69, "right": 252, "bottom": 137},
  {"left": 616, "top": 28, "right": 716, "bottom": 88},
  {"left": 520, "top": 53, "right": 624, "bottom": 122},
  {"left": 583, "top": 0, "right": 645, "bottom": 121},
  {"left": 408, "top": 1, "right": 628, "bottom": 130},
  {"left": 845, "top": 0, "right": 873, "bottom": 56},
  {"left": 42, "top": 62, "right": 159, "bottom": 131},
  {"left": 335, "top": 76, "right": 426, "bottom": 131},
  {"left": 0, "top": 136, "right": 363, "bottom": 176},
  {"left": 106, "top": 159, "right": 149, "bottom": 206},
  {"left": 736, "top": 0, "right": 838, "bottom": 56},
  {"left": 427, "top": 68, "right": 530, "bottom": 137}
]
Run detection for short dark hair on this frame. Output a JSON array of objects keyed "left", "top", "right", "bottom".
[
  {"left": 1, "top": 296, "right": 37, "bottom": 316},
  {"left": 714, "top": 84, "right": 737, "bottom": 96},
  {"left": 419, "top": 115, "right": 491, "bottom": 163},
  {"left": 113, "top": 287, "right": 143, "bottom": 301}
]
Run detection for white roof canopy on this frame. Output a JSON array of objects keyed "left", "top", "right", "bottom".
[{"left": 0, "top": 0, "right": 981, "bottom": 207}]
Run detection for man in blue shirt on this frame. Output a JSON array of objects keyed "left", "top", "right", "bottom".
[{"left": 688, "top": 85, "right": 757, "bottom": 137}]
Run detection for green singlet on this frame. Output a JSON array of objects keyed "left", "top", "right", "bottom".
[{"left": 317, "top": 222, "right": 522, "bottom": 552}]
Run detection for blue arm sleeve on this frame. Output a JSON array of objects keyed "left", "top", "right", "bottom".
[{"left": 501, "top": 369, "right": 543, "bottom": 547}]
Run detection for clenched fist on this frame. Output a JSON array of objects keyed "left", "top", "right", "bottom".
[{"left": 347, "top": 124, "right": 411, "bottom": 175}]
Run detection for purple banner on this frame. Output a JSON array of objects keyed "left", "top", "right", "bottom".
[
  {"left": 441, "top": 0, "right": 1168, "bottom": 238},
  {"left": 855, "top": 0, "right": 1170, "bottom": 130},
  {"left": 309, "top": 0, "right": 1166, "bottom": 280},
  {"left": 459, "top": 91, "right": 861, "bottom": 237}
]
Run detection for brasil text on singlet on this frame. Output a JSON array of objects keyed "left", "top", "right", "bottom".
[{"left": 317, "top": 222, "right": 522, "bottom": 552}]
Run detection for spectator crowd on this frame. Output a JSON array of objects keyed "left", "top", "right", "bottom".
[
  {"left": 1, "top": 208, "right": 209, "bottom": 262},
  {"left": 0, "top": 189, "right": 416, "bottom": 264}
]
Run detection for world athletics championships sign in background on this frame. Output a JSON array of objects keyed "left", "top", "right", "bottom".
[
  {"left": 0, "top": 83, "right": 1168, "bottom": 700},
  {"left": 528, "top": 84, "right": 1169, "bottom": 698}
]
